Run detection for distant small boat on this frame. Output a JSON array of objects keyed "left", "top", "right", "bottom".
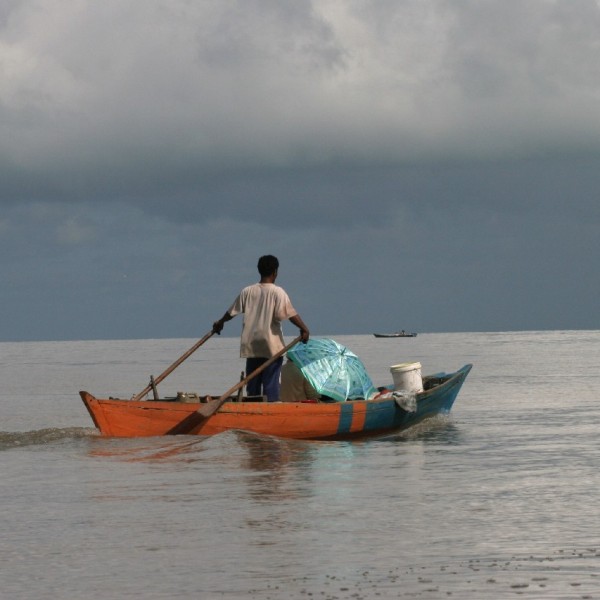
[{"left": 373, "top": 332, "right": 418, "bottom": 338}]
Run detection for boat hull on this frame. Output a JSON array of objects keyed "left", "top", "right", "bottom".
[{"left": 80, "top": 364, "right": 472, "bottom": 440}]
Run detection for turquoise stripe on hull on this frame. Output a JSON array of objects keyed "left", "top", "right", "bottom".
[{"left": 336, "top": 403, "right": 354, "bottom": 435}]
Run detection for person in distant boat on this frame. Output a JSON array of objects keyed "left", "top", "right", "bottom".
[
  {"left": 212, "top": 255, "right": 310, "bottom": 402},
  {"left": 280, "top": 358, "right": 319, "bottom": 402}
]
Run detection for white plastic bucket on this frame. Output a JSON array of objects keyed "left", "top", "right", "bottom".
[{"left": 390, "top": 361, "right": 423, "bottom": 393}]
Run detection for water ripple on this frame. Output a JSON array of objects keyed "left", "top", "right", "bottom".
[{"left": 0, "top": 427, "right": 97, "bottom": 450}]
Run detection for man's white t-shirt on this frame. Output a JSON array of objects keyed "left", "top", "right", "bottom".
[{"left": 228, "top": 283, "right": 297, "bottom": 358}]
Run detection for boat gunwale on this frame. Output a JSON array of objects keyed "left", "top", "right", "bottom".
[{"left": 80, "top": 364, "right": 472, "bottom": 414}]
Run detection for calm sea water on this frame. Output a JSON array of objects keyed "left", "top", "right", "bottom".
[{"left": 1, "top": 331, "right": 599, "bottom": 599}]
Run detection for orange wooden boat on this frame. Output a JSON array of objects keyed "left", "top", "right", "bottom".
[{"left": 79, "top": 364, "right": 472, "bottom": 440}]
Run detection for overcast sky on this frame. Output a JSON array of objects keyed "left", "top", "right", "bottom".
[{"left": 1, "top": 0, "right": 598, "bottom": 341}]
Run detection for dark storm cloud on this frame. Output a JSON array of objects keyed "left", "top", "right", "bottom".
[
  {"left": 2, "top": 0, "right": 600, "bottom": 221},
  {"left": 1, "top": 1, "right": 599, "bottom": 340}
]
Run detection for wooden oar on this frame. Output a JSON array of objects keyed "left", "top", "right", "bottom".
[
  {"left": 132, "top": 330, "right": 216, "bottom": 401},
  {"left": 197, "top": 335, "right": 303, "bottom": 418},
  {"left": 167, "top": 336, "right": 302, "bottom": 435}
]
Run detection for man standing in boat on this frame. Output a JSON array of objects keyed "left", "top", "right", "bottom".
[{"left": 212, "top": 255, "right": 310, "bottom": 402}]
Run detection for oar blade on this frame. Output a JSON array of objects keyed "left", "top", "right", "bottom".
[
  {"left": 167, "top": 397, "right": 228, "bottom": 434},
  {"left": 197, "top": 398, "right": 227, "bottom": 418}
]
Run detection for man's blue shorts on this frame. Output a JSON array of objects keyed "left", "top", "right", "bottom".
[{"left": 245, "top": 356, "right": 284, "bottom": 402}]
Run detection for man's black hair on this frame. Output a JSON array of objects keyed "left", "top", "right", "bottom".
[{"left": 257, "top": 255, "right": 279, "bottom": 277}]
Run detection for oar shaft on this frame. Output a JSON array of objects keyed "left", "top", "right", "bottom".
[
  {"left": 218, "top": 335, "right": 302, "bottom": 402},
  {"left": 133, "top": 330, "right": 215, "bottom": 401},
  {"left": 195, "top": 335, "right": 302, "bottom": 419}
]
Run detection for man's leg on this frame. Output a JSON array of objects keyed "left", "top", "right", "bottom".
[
  {"left": 261, "top": 357, "right": 284, "bottom": 402},
  {"left": 245, "top": 357, "right": 266, "bottom": 397}
]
